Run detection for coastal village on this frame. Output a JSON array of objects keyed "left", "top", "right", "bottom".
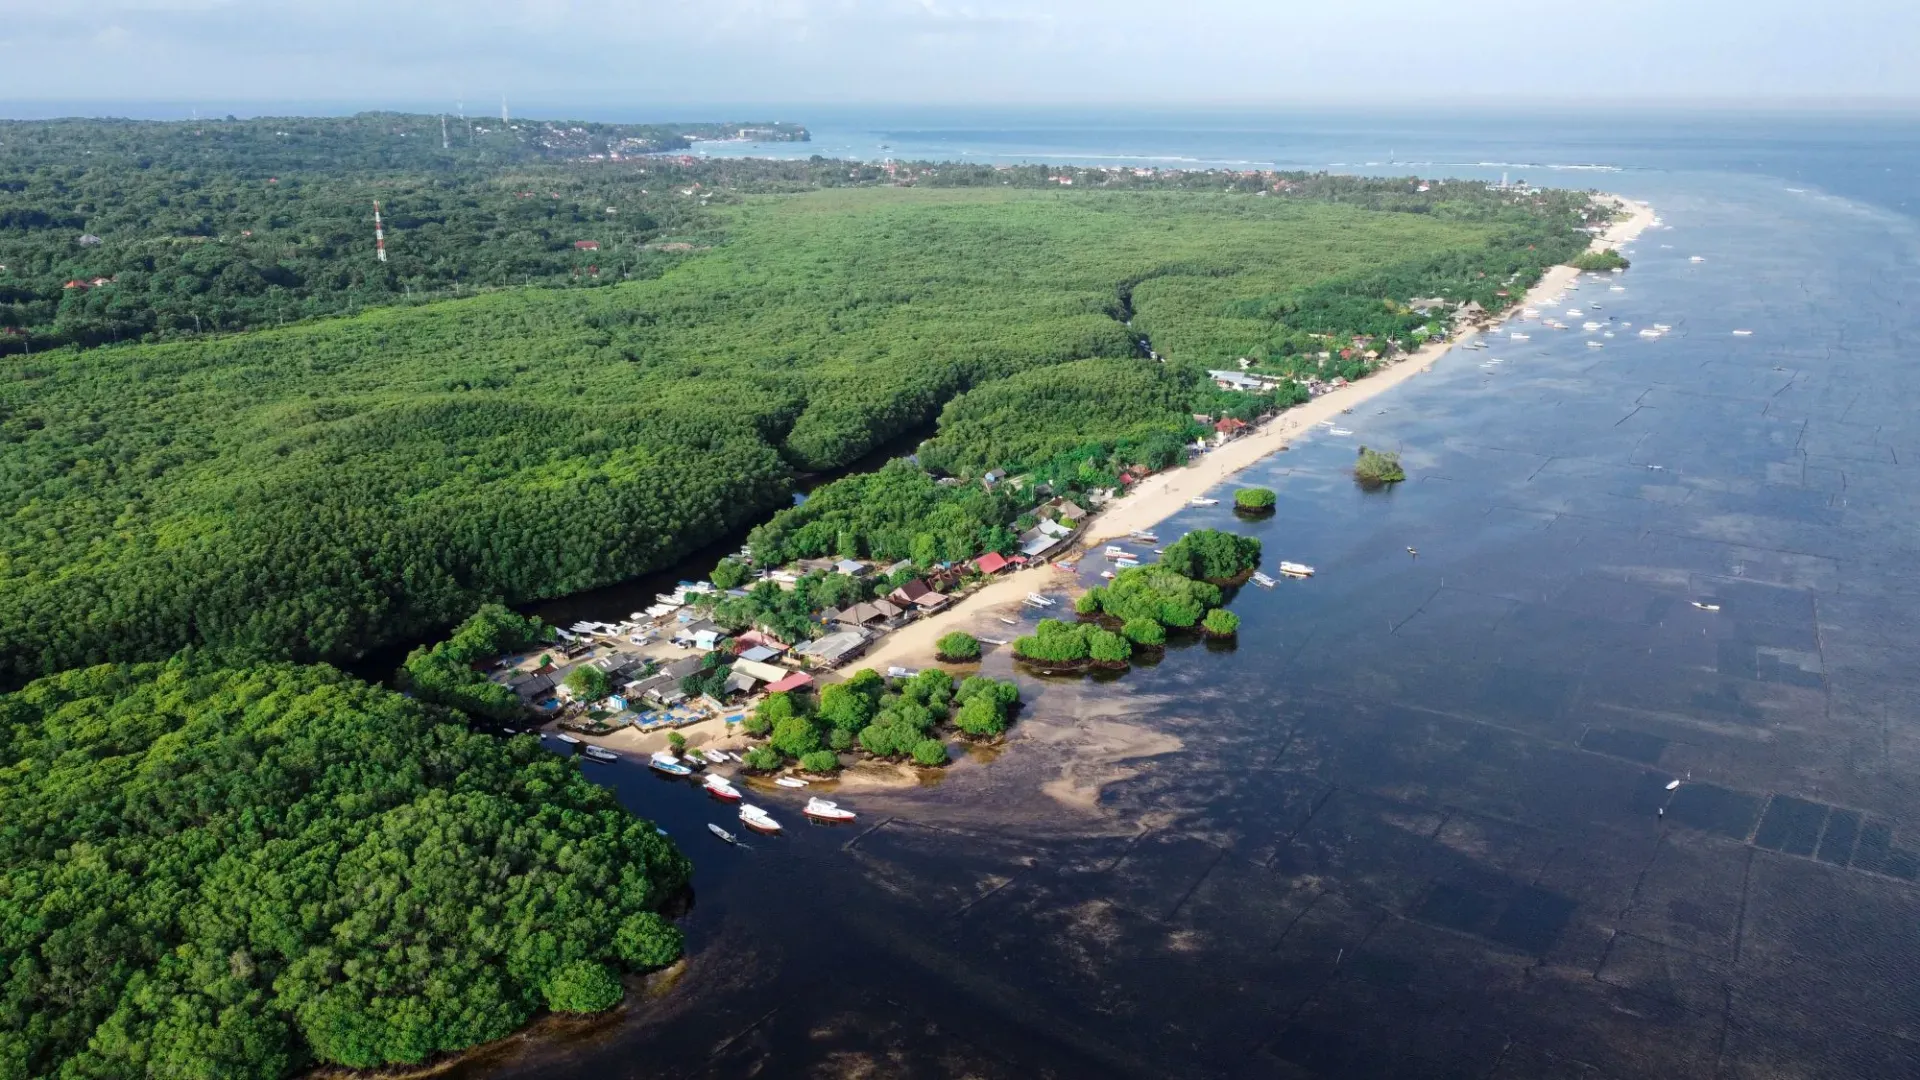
[{"left": 469, "top": 195, "right": 1653, "bottom": 788}]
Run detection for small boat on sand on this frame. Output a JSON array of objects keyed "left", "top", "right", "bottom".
[
  {"left": 583, "top": 745, "right": 620, "bottom": 762},
  {"left": 803, "top": 798, "right": 857, "bottom": 822},
  {"left": 1189, "top": 497, "right": 1219, "bottom": 506},
  {"left": 704, "top": 775, "right": 742, "bottom": 801},
  {"left": 708, "top": 823, "right": 738, "bottom": 844},
  {"left": 740, "top": 804, "right": 783, "bottom": 834},
  {"left": 999, "top": 617, "right": 1019, "bottom": 626},
  {"left": 649, "top": 751, "right": 692, "bottom": 777},
  {"left": 1278, "top": 561, "right": 1316, "bottom": 578},
  {"left": 774, "top": 777, "right": 809, "bottom": 789},
  {"left": 703, "top": 749, "right": 733, "bottom": 763},
  {"left": 556, "top": 733, "right": 581, "bottom": 745}
]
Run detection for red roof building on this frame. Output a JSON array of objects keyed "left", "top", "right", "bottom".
[
  {"left": 1215, "top": 418, "right": 1249, "bottom": 436},
  {"left": 573, "top": 240, "right": 600, "bottom": 251},
  {"left": 765, "top": 672, "right": 814, "bottom": 695},
  {"left": 973, "top": 552, "right": 1011, "bottom": 575}
]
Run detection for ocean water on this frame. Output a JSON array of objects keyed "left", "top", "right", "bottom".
[{"left": 467, "top": 111, "right": 1920, "bottom": 1079}]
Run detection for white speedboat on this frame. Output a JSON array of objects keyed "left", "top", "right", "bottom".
[
  {"left": 1189, "top": 497, "right": 1219, "bottom": 506},
  {"left": 583, "top": 745, "right": 620, "bottom": 762},
  {"left": 1665, "top": 779, "right": 1682, "bottom": 791},
  {"left": 1731, "top": 329, "right": 1753, "bottom": 336},
  {"left": 740, "top": 804, "right": 783, "bottom": 834},
  {"left": 1587, "top": 341, "right": 1604, "bottom": 349},
  {"left": 704, "top": 775, "right": 742, "bottom": 801},
  {"left": 774, "top": 777, "right": 809, "bottom": 789},
  {"left": 649, "top": 751, "right": 692, "bottom": 777},
  {"left": 1509, "top": 332, "right": 1531, "bottom": 341},
  {"left": 1278, "top": 561, "right": 1316, "bottom": 578},
  {"left": 803, "top": 798, "right": 857, "bottom": 822},
  {"left": 1690, "top": 255, "right": 1706, "bottom": 263},
  {"left": 1328, "top": 427, "right": 1354, "bottom": 436}
]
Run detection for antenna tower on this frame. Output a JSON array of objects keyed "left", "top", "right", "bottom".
[{"left": 372, "top": 201, "right": 388, "bottom": 263}]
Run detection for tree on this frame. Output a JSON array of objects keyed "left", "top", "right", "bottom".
[
  {"left": 1203, "top": 608, "right": 1241, "bottom": 636},
  {"left": 742, "top": 745, "right": 782, "bottom": 771},
  {"left": 396, "top": 604, "right": 551, "bottom": 720},
  {"left": 1013, "top": 619, "right": 1092, "bottom": 663},
  {"left": 543, "top": 960, "right": 624, "bottom": 1014},
  {"left": 1234, "top": 487, "right": 1277, "bottom": 511},
  {"left": 828, "top": 727, "right": 854, "bottom": 751},
  {"left": 614, "top": 912, "right": 684, "bottom": 970},
  {"left": 1353, "top": 446, "right": 1407, "bottom": 487},
  {"left": 954, "top": 695, "right": 1007, "bottom": 737},
  {"left": 1159, "top": 529, "right": 1262, "bottom": 581},
  {"left": 818, "top": 681, "right": 877, "bottom": 733},
  {"left": 911, "top": 739, "right": 950, "bottom": 766},
  {"left": 799, "top": 749, "right": 839, "bottom": 774},
  {"left": 1122, "top": 618, "right": 1167, "bottom": 646},
  {"left": 1074, "top": 589, "right": 1103, "bottom": 615},
  {"left": 770, "top": 715, "right": 823, "bottom": 759},
  {"left": 667, "top": 731, "right": 687, "bottom": 753},
  {"left": 710, "top": 558, "right": 750, "bottom": 589},
  {"left": 565, "top": 664, "right": 611, "bottom": 702},
  {"left": 936, "top": 631, "right": 981, "bottom": 662},
  {"left": 1088, "top": 628, "right": 1133, "bottom": 665}
]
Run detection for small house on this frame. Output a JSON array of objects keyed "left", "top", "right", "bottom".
[
  {"left": 973, "top": 552, "right": 1011, "bottom": 575},
  {"left": 573, "top": 239, "right": 600, "bottom": 251}
]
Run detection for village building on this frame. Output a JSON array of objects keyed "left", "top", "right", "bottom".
[
  {"left": 973, "top": 551, "right": 1011, "bottom": 575},
  {"left": 793, "top": 629, "right": 870, "bottom": 668}
]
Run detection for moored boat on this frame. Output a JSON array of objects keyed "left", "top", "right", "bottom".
[
  {"left": 707, "top": 823, "right": 738, "bottom": 844},
  {"left": 556, "top": 733, "right": 581, "bottom": 745},
  {"left": 1251, "top": 571, "right": 1277, "bottom": 587},
  {"left": 582, "top": 745, "right": 619, "bottom": 762},
  {"left": 704, "top": 775, "right": 743, "bottom": 801},
  {"left": 774, "top": 776, "right": 808, "bottom": 789},
  {"left": 648, "top": 751, "right": 692, "bottom": 777},
  {"left": 1189, "top": 497, "right": 1219, "bottom": 506},
  {"left": 803, "top": 798, "right": 857, "bottom": 822},
  {"left": 1278, "top": 561, "right": 1316, "bottom": 578},
  {"left": 740, "top": 804, "right": 783, "bottom": 834}
]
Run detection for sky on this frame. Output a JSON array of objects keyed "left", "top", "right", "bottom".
[{"left": 4, "top": 0, "right": 1918, "bottom": 113}]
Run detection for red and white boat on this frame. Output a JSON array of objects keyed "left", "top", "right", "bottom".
[
  {"left": 739, "top": 804, "right": 782, "bottom": 834},
  {"left": 803, "top": 798, "right": 856, "bottom": 823},
  {"left": 703, "top": 775, "right": 742, "bottom": 801}
]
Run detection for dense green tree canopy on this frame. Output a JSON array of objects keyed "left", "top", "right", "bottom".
[
  {"left": 1159, "top": 528, "right": 1263, "bottom": 582},
  {"left": 0, "top": 658, "right": 689, "bottom": 1078}
]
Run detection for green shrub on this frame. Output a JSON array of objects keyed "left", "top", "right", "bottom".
[
  {"left": 1353, "top": 446, "right": 1407, "bottom": 487},
  {"left": 396, "top": 604, "right": 551, "bottom": 720},
  {"left": 1569, "top": 248, "right": 1629, "bottom": 271},
  {"left": 1074, "top": 589, "right": 1103, "bottom": 615},
  {"left": 954, "top": 695, "right": 1009, "bottom": 737},
  {"left": 1122, "top": 618, "right": 1167, "bottom": 646},
  {"left": 614, "top": 912, "right": 684, "bottom": 971},
  {"left": 799, "top": 749, "right": 840, "bottom": 774},
  {"left": 742, "top": 745, "right": 782, "bottom": 771},
  {"left": 564, "top": 664, "right": 611, "bottom": 702},
  {"left": 1234, "top": 487, "right": 1277, "bottom": 510},
  {"left": 770, "top": 715, "right": 822, "bottom": 759},
  {"left": 543, "top": 960, "right": 624, "bottom": 1014},
  {"left": 1090, "top": 565, "right": 1221, "bottom": 628},
  {"left": 666, "top": 731, "right": 687, "bottom": 753},
  {"left": 1202, "top": 608, "right": 1241, "bottom": 636},
  {"left": 828, "top": 727, "right": 854, "bottom": 751},
  {"left": 1087, "top": 628, "right": 1133, "bottom": 665},
  {"left": 936, "top": 631, "right": 981, "bottom": 662},
  {"left": 1013, "top": 619, "right": 1091, "bottom": 663},
  {"left": 1160, "top": 529, "right": 1262, "bottom": 581},
  {"left": 709, "top": 557, "right": 751, "bottom": 589},
  {"left": 911, "top": 739, "right": 950, "bottom": 767}
]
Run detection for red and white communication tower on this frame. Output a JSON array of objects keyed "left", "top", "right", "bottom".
[{"left": 372, "top": 200, "right": 388, "bottom": 263}]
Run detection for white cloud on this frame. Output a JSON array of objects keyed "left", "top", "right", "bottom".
[{"left": 1, "top": 0, "right": 1915, "bottom": 107}]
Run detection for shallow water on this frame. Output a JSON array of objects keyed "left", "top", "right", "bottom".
[{"left": 464, "top": 116, "right": 1920, "bottom": 1079}]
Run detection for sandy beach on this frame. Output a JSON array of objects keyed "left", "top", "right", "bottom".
[{"left": 569, "top": 195, "right": 1655, "bottom": 747}]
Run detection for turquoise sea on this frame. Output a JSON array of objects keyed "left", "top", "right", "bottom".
[{"left": 476, "top": 109, "right": 1920, "bottom": 1079}]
